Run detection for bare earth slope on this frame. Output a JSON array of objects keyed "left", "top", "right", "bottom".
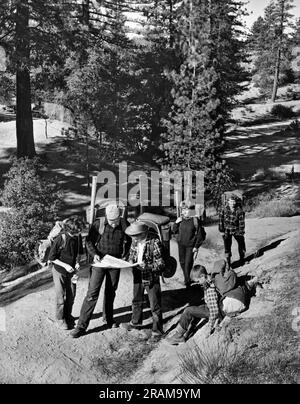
[{"left": 0, "top": 217, "right": 299, "bottom": 384}]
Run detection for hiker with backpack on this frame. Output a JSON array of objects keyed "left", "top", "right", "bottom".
[
  {"left": 173, "top": 201, "right": 206, "bottom": 288},
  {"left": 121, "top": 221, "right": 165, "bottom": 340},
  {"left": 71, "top": 203, "right": 131, "bottom": 338},
  {"left": 219, "top": 194, "right": 246, "bottom": 267},
  {"left": 48, "top": 215, "right": 84, "bottom": 330}
]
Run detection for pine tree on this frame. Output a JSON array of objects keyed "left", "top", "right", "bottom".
[
  {"left": 249, "top": 0, "right": 295, "bottom": 100},
  {"left": 132, "top": 0, "right": 181, "bottom": 152},
  {"left": 0, "top": 0, "right": 71, "bottom": 158},
  {"left": 159, "top": 0, "right": 235, "bottom": 206}
]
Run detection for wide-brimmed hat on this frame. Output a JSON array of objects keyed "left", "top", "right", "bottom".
[
  {"left": 125, "top": 221, "right": 148, "bottom": 236},
  {"left": 210, "top": 259, "right": 227, "bottom": 275}
]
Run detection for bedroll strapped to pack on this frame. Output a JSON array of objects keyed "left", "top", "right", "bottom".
[{"left": 35, "top": 221, "right": 67, "bottom": 266}]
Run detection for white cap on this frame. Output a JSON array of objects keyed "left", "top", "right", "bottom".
[{"left": 105, "top": 204, "right": 120, "bottom": 220}]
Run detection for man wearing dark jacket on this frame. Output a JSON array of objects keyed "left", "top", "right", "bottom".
[
  {"left": 71, "top": 204, "right": 130, "bottom": 338},
  {"left": 173, "top": 202, "right": 205, "bottom": 287}
]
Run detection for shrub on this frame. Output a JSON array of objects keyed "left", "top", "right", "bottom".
[
  {"left": 179, "top": 337, "right": 239, "bottom": 384},
  {"left": 270, "top": 104, "right": 295, "bottom": 119},
  {"left": 252, "top": 198, "right": 299, "bottom": 218},
  {"left": 0, "top": 158, "right": 62, "bottom": 269}
]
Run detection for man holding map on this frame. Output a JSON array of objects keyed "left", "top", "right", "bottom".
[{"left": 71, "top": 204, "right": 131, "bottom": 338}]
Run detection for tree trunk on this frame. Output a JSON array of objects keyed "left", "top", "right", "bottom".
[
  {"left": 271, "top": 0, "right": 285, "bottom": 103},
  {"left": 271, "top": 48, "right": 281, "bottom": 102},
  {"left": 168, "top": 0, "right": 174, "bottom": 48},
  {"left": 15, "top": 0, "right": 35, "bottom": 158}
]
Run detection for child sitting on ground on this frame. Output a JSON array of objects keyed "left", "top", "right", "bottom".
[{"left": 167, "top": 264, "right": 220, "bottom": 345}]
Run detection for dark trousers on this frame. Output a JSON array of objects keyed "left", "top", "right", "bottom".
[
  {"left": 131, "top": 269, "right": 163, "bottom": 333},
  {"left": 179, "top": 305, "right": 210, "bottom": 331},
  {"left": 52, "top": 267, "right": 76, "bottom": 321},
  {"left": 178, "top": 245, "right": 194, "bottom": 285},
  {"left": 77, "top": 266, "right": 120, "bottom": 330},
  {"left": 223, "top": 233, "right": 246, "bottom": 261}
]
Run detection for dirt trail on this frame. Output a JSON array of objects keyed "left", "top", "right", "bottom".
[{"left": 1, "top": 217, "right": 300, "bottom": 384}]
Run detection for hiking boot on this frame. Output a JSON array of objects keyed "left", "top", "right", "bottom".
[
  {"left": 246, "top": 276, "right": 258, "bottom": 290},
  {"left": 147, "top": 330, "right": 163, "bottom": 343},
  {"left": 166, "top": 325, "right": 186, "bottom": 345},
  {"left": 57, "top": 320, "right": 69, "bottom": 330},
  {"left": 70, "top": 327, "right": 86, "bottom": 339},
  {"left": 103, "top": 321, "right": 119, "bottom": 329},
  {"left": 66, "top": 316, "right": 76, "bottom": 329},
  {"left": 121, "top": 321, "right": 143, "bottom": 331}
]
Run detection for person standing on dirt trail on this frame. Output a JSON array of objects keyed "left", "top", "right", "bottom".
[
  {"left": 219, "top": 196, "right": 246, "bottom": 266},
  {"left": 173, "top": 201, "right": 206, "bottom": 288},
  {"left": 71, "top": 204, "right": 131, "bottom": 338},
  {"left": 167, "top": 265, "right": 221, "bottom": 345},
  {"left": 121, "top": 222, "right": 165, "bottom": 340},
  {"left": 48, "top": 215, "right": 84, "bottom": 331}
]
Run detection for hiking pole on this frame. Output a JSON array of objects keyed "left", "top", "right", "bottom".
[{"left": 193, "top": 249, "right": 199, "bottom": 263}]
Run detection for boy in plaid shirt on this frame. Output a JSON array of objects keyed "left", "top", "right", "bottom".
[
  {"left": 167, "top": 265, "right": 220, "bottom": 345},
  {"left": 219, "top": 196, "right": 246, "bottom": 266},
  {"left": 122, "top": 222, "right": 165, "bottom": 338}
]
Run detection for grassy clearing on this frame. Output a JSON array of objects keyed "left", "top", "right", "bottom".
[{"left": 252, "top": 198, "right": 299, "bottom": 218}]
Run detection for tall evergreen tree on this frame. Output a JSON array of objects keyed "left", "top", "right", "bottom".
[
  {"left": 249, "top": 0, "right": 295, "bottom": 100},
  {"left": 159, "top": 0, "right": 237, "bottom": 206},
  {"left": 0, "top": 0, "right": 71, "bottom": 157}
]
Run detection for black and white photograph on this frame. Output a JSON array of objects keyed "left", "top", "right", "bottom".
[{"left": 0, "top": 0, "right": 299, "bottom": 386}]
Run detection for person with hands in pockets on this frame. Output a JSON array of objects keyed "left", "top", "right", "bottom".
[{"left": 48, "top": 215, "right": 84, "bottom": 330}]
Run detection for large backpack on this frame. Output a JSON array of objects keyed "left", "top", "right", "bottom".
[
  {"left": 35, "top": 221, "right": 67, "bottom": 266},
  {"left": 148, "top": 236, "right": 177, "bottom": 280},
  {"left": 136, "top": 213, "right": 178, "bottom": 280}
]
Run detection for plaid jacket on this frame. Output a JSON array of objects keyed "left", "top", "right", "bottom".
[
  {"left": 204, "top": 282, "right": 220, "bottom": 332},
  {"left": 219, "top": 206, "right": 245, "bottom": 236},
  {"left": 129, "top": 236, "right": 165, "bottom": 286},
  {"left": 86, "top": 218, "right": 130, "bottom": 259}
]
